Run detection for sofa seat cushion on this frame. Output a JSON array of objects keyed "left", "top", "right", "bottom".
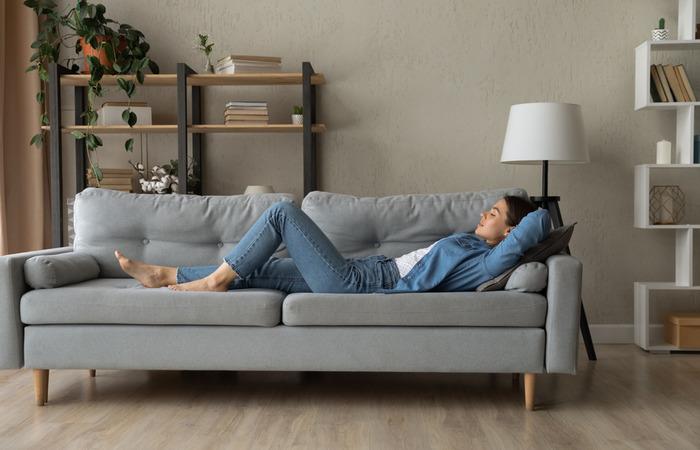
[
  {"left": 282, "top": 291, "right": 547, "bottom": 327},
  {"left": 20, "top": 278, "right": 284, "bottom": 327}
]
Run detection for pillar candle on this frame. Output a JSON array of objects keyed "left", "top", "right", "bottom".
[{"left": 656, "top": 140, "right": 672, "bottom": 164}]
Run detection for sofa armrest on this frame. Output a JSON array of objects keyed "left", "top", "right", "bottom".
[
  {"left": 544, "top": 253, "right": 583, "bottom": 374},
  {"left": 0, "top": 246, "right": 72, "bottom": 369}
]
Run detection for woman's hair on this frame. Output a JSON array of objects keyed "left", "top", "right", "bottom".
[{"left": 502, "top": 196, "right": 537, "bottom": 227}]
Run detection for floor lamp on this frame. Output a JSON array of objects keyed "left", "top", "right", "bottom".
[{"left": 500, "top": 102, "right": 597, "bottom": 361}]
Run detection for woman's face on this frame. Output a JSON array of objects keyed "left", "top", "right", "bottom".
[{"left": 475, "top": 198, "right": 512, "bottom": 245}]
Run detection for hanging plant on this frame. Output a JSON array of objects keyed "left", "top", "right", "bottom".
[{"left": 24, "top": 0, "right": 159, "bottom": 182}]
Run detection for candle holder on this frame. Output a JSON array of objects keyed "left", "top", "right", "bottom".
[{"left": 650, "top": 185, "right": 685, "bottom": 224}]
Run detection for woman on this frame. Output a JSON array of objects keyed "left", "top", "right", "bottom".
[{"left": 115, "top": 195, "right": 551, "bottom": 294}]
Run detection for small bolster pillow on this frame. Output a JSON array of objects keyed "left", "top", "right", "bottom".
[
  {"left": 504, "top": 262, "right": 548, "bottom": 293},
  {"left": 24, "top": 252, "right": 100, "bottom": 289}
]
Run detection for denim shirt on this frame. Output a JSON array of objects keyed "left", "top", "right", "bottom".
[{"left": 376, "top": 208, "right": 552, "bottom": 293}]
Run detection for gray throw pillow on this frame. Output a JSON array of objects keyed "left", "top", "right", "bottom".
[
  {"left": 504, "top": 262, "right": 548, "bottom": 292},
  {"left": 24, "top": 252, "right": 100, "bottom": 289},
  {"left": 476, "top": 222, "right": 576, "bottom": 292}
]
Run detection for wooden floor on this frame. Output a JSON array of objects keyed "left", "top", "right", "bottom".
[{"left": 1, "top": 345, "right": 699, "bottom": 449}]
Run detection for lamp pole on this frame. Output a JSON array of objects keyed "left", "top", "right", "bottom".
[{"left": 530, "top": 160, "right": 597, "bottom": 361}]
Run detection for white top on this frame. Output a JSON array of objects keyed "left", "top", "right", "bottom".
[{"left": 394, "top": 241, "right": 440, "bottom": 278}]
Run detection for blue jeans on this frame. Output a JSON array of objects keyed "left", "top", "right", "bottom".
[{"left": 176, "top": 201, "right": 401, "bottom": 293}]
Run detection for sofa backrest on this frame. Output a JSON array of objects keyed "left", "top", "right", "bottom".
[
  {"left": 301, "top": 188, "right": 529, "bottom": 258},
  {"left": 73, "top": 188, "right": 296, "bottom": 278}
]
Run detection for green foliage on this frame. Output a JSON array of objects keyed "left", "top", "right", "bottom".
[
  {"left": 293, "top": 105, "right": 303, "bottom": 115},
  {"left": 24, "top": 0, "right": 159, "bottom": 153},
  {"left": 658, "top": 17, "right": 665, "bottom": 29},
  {"left": 197, "top": 33, "right": 214, "bottom": 56}
]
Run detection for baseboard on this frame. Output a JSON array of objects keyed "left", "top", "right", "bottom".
[{"left": 587, "top": 324, "right": 634, "bottom": 344}]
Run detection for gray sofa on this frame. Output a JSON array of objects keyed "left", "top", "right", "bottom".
[{"left": 0, "top": 187, "right": 582, "bottom": 411}]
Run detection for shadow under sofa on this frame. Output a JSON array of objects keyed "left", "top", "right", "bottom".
[{"left": 0, "top": 187, "right": 583, "bottom": 411}]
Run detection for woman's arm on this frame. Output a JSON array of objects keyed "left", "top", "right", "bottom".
[{"left": 482, "top": 208, "right": 552, "bottom": 277}]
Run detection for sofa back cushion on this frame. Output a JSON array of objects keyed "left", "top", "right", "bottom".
[
  {"left": 73, "top": 188, "right": 296, "bottom": 278},
  {"left": 300, "top": 188, "right": 529, "bottom": 258}
]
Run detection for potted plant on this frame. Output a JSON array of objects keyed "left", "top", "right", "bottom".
[
  {"left": 24, "top": 0, "right": 159, "bottom": 183},
  {"left": 652, "top": 17, "right": 669, "bottom": 41},
  {"left": 291, "top": 105, "right": 303, "bottom": 125},
  {"left": 196, "top": 33, "right": 215, "bottom": 73}
]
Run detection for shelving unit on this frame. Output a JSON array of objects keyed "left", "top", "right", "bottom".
[
  {"left": 633, "top": 0, "right": 700, "bottom": 352},
  {"left": 47, "top": 62, "right": 326, "bottom": 247}
]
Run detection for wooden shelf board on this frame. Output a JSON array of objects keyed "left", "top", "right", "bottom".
[
  {"left": 188, "top": 73, "right": 325, "bottom": 86},
  {"left": 190, "top": 124, "right": 326, "bottom": 133},
  {"left": 42, "top": 123, "right": 326, "bottom": 134},
  {"left": 60, "top": 72, "right": 325, "bottom": 86}
]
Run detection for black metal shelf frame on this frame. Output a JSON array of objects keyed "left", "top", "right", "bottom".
[{"left": 47, "top": 62, "right": 321, "bottom": 247}]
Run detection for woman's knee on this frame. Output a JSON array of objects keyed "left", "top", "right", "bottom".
[{"left": 267, "top": 200, "right": 299, "bottom": 221}]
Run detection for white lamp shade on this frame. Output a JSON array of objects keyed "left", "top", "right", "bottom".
[{"left": 500, "top": 102, "right": 589, "bottom": 165}]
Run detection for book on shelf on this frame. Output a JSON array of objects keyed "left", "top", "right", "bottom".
[
  {"left": 225, "top": 101, "right": 268, "bottom": 108},
  {"left": 224, "top": 109, "right": 269, "bottom": 115},
  {"left": 215, "top": 62, "right": 281, "bottom": 74},
  {"left": 650, "top": 65, "right": 668, "bottom": 102},
  {"left": 215, "top": 55, "right": 282, "bottom": 74},
  {"left": 675, "top": 64, "right": 696, "bottom": 101},
  {"left": 224, "top": 115, "right": 269, "bottom": 121},
  {"left": 216, "top": 55, "right": 282, "bottom": 64},
  {"left": 224, "top": 120, "right": 270, "bottom": 125},
  {"left": 90, "top": 177, "right": 132, "bottom": 185},
  {"left": 674, "top": 66, "right": 691, "bottom": 101},
  {"left": 654, "top": 64, "right": 675, "bottom": 101},
  {"left": 662, "top": 64, "right": 686, "bottom": 101}
]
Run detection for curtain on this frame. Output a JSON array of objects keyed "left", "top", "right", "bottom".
[{"left": 0, "top": 1, "right": 51, "bottom": 255}]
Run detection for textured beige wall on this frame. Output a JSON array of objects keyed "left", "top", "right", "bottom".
[{"left": 55, "top": 0, "right": 700, "bottom": 324}]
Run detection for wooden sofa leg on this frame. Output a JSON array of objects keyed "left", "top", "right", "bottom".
[
  {"left": 33, "top": 369, "right": 49, "bottom": 406},
  {"left": 89, "top": 369, "right": 96, "bottom": 377},
  {"left": 524, "top": 373, "right": 535, "bottom": 411}
]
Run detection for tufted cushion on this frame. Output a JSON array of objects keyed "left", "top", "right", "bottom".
[
  {"left": 24, "top": 252, "right": 100, "bottom": 289},
  {"left": 300, "top": 188, "right": 528, "bottom": 258},
  {"left": 73, "top": 188, "right": 297, "bottom": 278},
  {"left": 504, "top": 262, "right": 548, "bottom": 292}
]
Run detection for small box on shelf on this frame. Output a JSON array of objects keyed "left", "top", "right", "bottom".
[{"left": 665, "top": 312, "right": 700, "bottom": 348}]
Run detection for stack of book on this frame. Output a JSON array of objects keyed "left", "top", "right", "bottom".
[
  {"left": 650, "top": 64, "right": 696, "bottom": 102},
  {"left": 214, "top": 55, "right": 282, "bottom": 74},
  {"left": 224, "top": 101, "right": 269, "bottom": 125},
  {"left": 87, "top": 167, "right": 134, "bottom": 192}
]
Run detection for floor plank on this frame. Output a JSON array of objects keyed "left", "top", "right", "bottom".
[{"left": 0, "top": 345, "right": 699, "bottom": 449}]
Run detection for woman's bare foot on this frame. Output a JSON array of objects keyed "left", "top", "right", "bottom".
[
  {"left": 167, "top": 262, "right": 237, "bottom": 292},
  {"left": 114, "top": 250, "right": 176, "bottom": 288}
]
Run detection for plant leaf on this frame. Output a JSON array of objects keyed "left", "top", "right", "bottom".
[
  {"left": 121, "top": 108, "right": 130, "bottom": 123},
  {"left": 125, "top": 138, "right": 134, "bottom": 152},
  {"left": 36, "top": 92, "right": 45, "bottom": 103},
  {"left": 127, "top": 111, "right": 137, "bottom": 127},
  {"left": 30, "top": 133, "right": 44, "bottom": 148},
  {"left": 71, "top": 131, "right": 86, "bottom": 139}
]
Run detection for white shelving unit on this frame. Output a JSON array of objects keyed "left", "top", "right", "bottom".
[{"left": 633, "top": 0, "right": 700, "bottom": 352}]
